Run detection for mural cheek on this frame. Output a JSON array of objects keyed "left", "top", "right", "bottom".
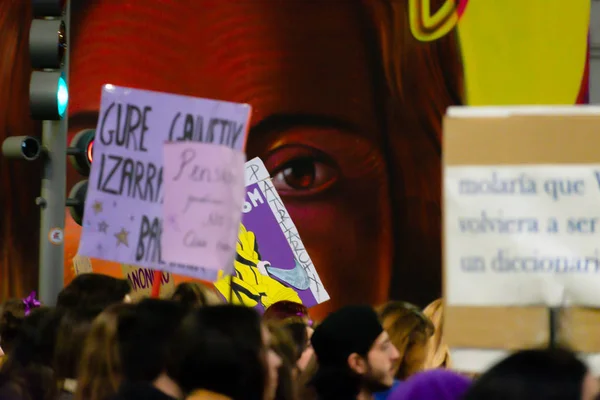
[{"left": 280, "top": 177, "right": 391, "bottom": 318}]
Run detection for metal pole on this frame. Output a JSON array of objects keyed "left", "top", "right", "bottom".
[
  {"left": 38, "top": 0, "right": 70, "bottom": 305},
  {"left": 548, "top": 306, "right": 561, "bottom": 348}
]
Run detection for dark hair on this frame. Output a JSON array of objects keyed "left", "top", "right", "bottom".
[
  {"left": 297, "top": 353, "right": 318, "bottom": 400},
  {"left": 118, "top": 299, "right": 186, "bottom": 382},
  {"left": 266, "top": 321, "right": 299, "bottom": 400},
  {"left": 464, "top": 348, "right": 588, "bottom": 400},
  {"left": 310, "top": 366, "right": 361, "bottom": 399},
  {"left": 76, "top": 303, "right": 137, "bottom": 400},
  {"left": 57, "top": 274, "right": 130, "bottom": 311},
  {"left": 54, "top": 307, "right": 102, "bottom": 380},
  {"left": 170, "top": 282, "right": 222, "bottom": 310},
  {"left": 281, "top": 321, "right": 309, "bottom": 364},
  {"left": 0, "top": 307, "right": 61, "bottom": 400},
  {"left": 0, "top": 299, "right": 27, "bottom": 354},
  {"left": 167, "top": 305, "right": 266, "bottom": 399}
]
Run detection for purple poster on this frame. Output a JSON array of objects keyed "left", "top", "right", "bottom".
[
  {"left": 78, "top": 84, "right": 251, "bottom": 280},
  {"left": 214, "top": 158, "right": 329, "bottom": 309}
]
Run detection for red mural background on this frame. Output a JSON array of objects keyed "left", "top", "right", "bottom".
[{"left": 0, "top": 0, "right": 589, "bottom": 320}]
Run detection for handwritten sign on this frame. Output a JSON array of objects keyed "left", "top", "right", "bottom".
[
  {"left": 446, "top": 165, "right": 600, "bottom": 307},
  {"left": 213, "top": 158, "right": 329, "bottom": 309},
  {"left": 161, "top": 142, "right": 246, "bottom": 276},
  {"left": 443, "top": 106, "right": 600, "bottom": 373},
  {"left": 121, "top": 264, "right": 175, "bottom": 299},
  {"left": 78, "top": 85, "right": 251, "bottom": 278}
]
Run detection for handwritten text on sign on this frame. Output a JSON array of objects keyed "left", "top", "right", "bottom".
[
  {"left": 162, "top": 142, "right": 246, "bottom": 275},
  {"left": 445, "top": 165, "right": 600, "bottom": 307},
  {"left": 78, "top": 85, "right": 250, "bottom": 279}
]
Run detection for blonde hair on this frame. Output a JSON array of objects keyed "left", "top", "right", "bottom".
[
  {"left": 377, "top": 301, "right": 435, "bottom": 379},
  {"left": 75, "top": 303, "right": 135, "bottom": 400},
  {"left": 422, "top": 298, "right": 451, "bottom": 369}
]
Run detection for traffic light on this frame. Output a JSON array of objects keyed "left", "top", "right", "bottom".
[
  {"left": 67, "top": 129, "right": 94, "bottom": 225},
  {"left": 29, "top": 3, "right": 68, "bottom": 120},
  {"left": 1, "top": 2, "right": 68, "bottom": 159},
  {"left": 18, "top": 0, "right": 69, "bottom": 306}
]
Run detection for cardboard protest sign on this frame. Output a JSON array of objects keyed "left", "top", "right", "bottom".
[
  {"left": 71, "top": 255, "right": 176, "bottom": 299},
  {"left": 161, "top": 142, "right": 246, "bottom": 278},
  {"left": 443, "top": 106, "right": 600, "bottom": 373},
  {"left": 72, "top": 254, "right": 93, "bottom": 276},
  {"left": 78, "top": 85, "right": 251, "bottom": 278},
  {"left": 214, "top": 158, "right": 329, "bottom": 310},
  {"left": 121, "top": 264, "right": 175, "bottom": 299}
]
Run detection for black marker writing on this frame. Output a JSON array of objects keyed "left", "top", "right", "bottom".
[
  {"left": 96, "top": 153, "right": 163, "bottom": 203},
  {"left": 246, "top": 163, "right": 260, "bottom": 183},
  {"left": 98, "top": 102, "right": 151, "bottom": 152},
  {"left": 168, "top": 112, "right": 245, "bottom": 149},
  {"left": 127, "top": 269, "right": 170, "bottom": 291},
  {"left": 136, "top": 215, "right": 163, "bottom": 264}
]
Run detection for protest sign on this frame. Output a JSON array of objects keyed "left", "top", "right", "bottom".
[
  {"left": 161, "top": 142, "right": 246, "bottom": 276},
  {"left": 443, "top": 106, "right": 600, "bottom": 372},
  {"left": 78, "top": 85, "right": 251, "bottom": 280},
  {"left": 446, "top": 165, "right": 600, "bottom": 307},
  {"left": 72, "top": 254, "right": 93, "bottom": 276},
  {"left": 121, "top": 264, "right": 175, "bottom": 299},
  {"left": 214, "top": 158, "right": 329, "bottom": 310}
]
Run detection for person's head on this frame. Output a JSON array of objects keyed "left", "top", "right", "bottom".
[
  {"left": 75, "top": 303, "right": 137, "bottom": 400},
  {"left": 264, "top": 302, "right": 312, "bottom": 326},
  {"left": 118, "top": 299, "right": 187, "bottom": 383},
  {"left": 0, "top": 307, "right": 62, "bottom": 400},
  {"left": 170, "top": 282, "right": 223, "bottom": 310},
  {"left": 388, "top": 369, "right": 471, "bottom": 400},
  {"left": 0, "top": 299, "right": 27, "bottom": 355},
  {"left": 54, "top": 307, "right": 102, "bottom": 380},
  {"left": 280, "top": 319, "right": 313, "bottom": 371},
  {"left": 167, "top": 304, "right": 281, "bottom": 400},
  {"left": 311, "top": 305, "right": 400, "bottom": 398},
  {"left": 297, "top": 353, "right": 319, "bottom": 400},
  {"left": 57, "top": 273, "right": 131, "bottom": 311},
  {"left": 266, "top": 321, "right": 299, "bottom": 400},
  {"left": 377, "top": 301, "right": 435, "bottom": 379},
  {"left": 464, "top": 347, "right": 599, "bottom": 400}
]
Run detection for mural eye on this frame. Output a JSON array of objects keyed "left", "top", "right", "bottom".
[{"left": 269, "top": 149, "right": 339, "bottom": 195}]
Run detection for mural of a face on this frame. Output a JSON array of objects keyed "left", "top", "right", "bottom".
[{"left": 67, "top": 0, "right": 453, "bottom": 318}]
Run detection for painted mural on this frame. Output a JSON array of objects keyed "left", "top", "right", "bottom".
[{"left": 0, "top": 0, "right": 590, "bottom": 320}]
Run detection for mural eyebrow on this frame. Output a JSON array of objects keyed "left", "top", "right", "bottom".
[{"left": 250, "top": 113, "right": 360, "bottom": 137}]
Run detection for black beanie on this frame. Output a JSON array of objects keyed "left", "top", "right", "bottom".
[{"left": 311, "top": 305, "right": 383, "bottom": 367}]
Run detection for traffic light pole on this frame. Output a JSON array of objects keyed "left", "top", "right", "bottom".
[
  {"left": 38, "top": 120, "right": 67, "bottom": 305},
  {"left": 37, "top": 0, "right": 70, "bottom": 305}
]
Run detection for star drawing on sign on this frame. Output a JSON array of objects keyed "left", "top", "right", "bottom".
[
  {"left": 96, "top": 242, "right": 104, "bottom": 253},
  {"left": 92, "top": 201, "right": 103, "bottom": 215},
  {"left": 114, "top": 228, "right": 130, "bottom": 248},
  {"left": 130, "top": 215, "right": 135, "bottom": 222},
  {"left": 98, "top": 221, "right": 109, "bottom": 233}
]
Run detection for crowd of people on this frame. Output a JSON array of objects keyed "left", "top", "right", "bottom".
[{"left": 0, "top": 273, "right": 599, "bottom": 400}]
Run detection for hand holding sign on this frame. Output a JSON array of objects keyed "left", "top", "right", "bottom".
[{"left": 161, "top": 142, "right": 246, "bottom": 275}]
